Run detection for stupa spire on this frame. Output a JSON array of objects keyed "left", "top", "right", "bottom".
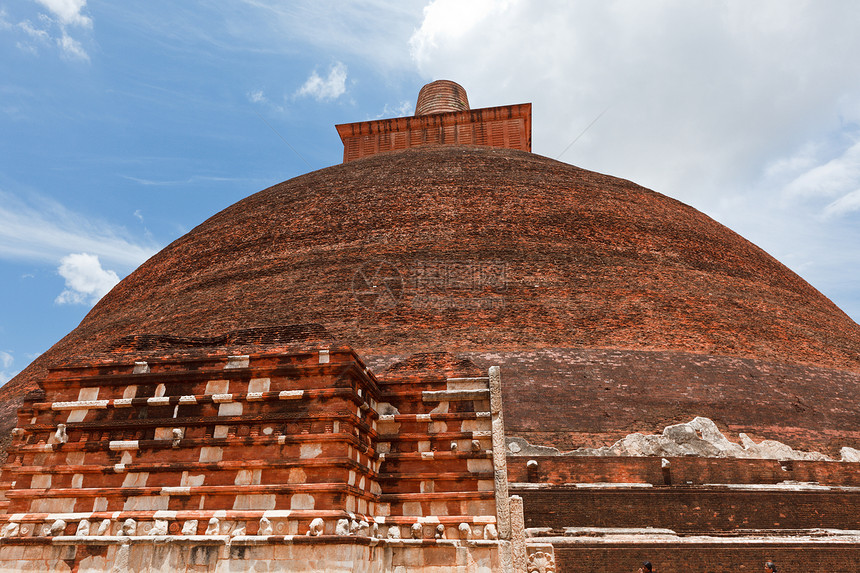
[
  {"left": 415, "top": 79, "right": 470, "bottom": 116},
  {"left": 335, "top": 80, "right": 531, "bottom": 162}
]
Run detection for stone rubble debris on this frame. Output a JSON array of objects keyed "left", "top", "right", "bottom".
[{"left": 507, "top": 417, "right": 860, "bottom": 461}]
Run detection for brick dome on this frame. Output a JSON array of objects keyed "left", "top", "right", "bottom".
[{"left": 3, "top": 145, "right": 860, "bottom": 455}]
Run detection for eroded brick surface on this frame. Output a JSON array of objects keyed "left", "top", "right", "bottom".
[
  {"left": 554, "top": 544, "right": 860, "bottom": 573},
  {"left": 3, "top": 146, "right": 859, "bottom": 460},
  {"left": 0, "top": 339, "right": 504, "bottom": 569}
]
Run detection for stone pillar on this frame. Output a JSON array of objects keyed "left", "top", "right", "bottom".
[
  {"left": 488, "top": 365, "right": 511, "bottom": 539},
  {"left": 510, "top": 495, "right": 527, "bottom": 573}
]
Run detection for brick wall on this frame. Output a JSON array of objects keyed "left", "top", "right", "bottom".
[
  {"left": 554, "top": 543, "right": 860, "bottom": 573},
  {"left": 508, "top": 456, "right": 860, "bottom": 487},
  {"left": 516, "top": 487, "right": 860, "bottom": 532}
]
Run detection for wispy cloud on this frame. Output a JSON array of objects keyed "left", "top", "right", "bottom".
[
  {"left": 120, "top": 174, "right": 257, "bottom": 187},
  {"left": 0, "top": 190, "right": 157, "bottom": 270},
  {"left": 373, "top": 100, "right": 414, "bottom": 120},
  {"left": 295, "top": 62, "right": 348, "bottom": 101},
  {"left": 9, "top": 0, "right": 92, "bottom": 59},
  {"left": 783, "top": 139, "right": 860, "bottom": 202},
  {"left": 823, "top": 189, "right": 860, "bottom": 218},
  {"left": 18, "top": 20, "right": 50, "bottom": 42},
  {"left": 57, "top": 30, "right": 88, "bottom": 60},
  {"left": 248, "top": 90, "right": 266, "bottom": 104},
  {"left": 55, "top": 252, "right": 119, "bottom": 306},
  {"left": 227, "top": 1, "right": 423, "bottom": 67},
  {"left": 246, "top": 89, "right": 284, "bottom": 113},
  {"left": 0, "top": 350, "right": 15, "bottom": 385}
]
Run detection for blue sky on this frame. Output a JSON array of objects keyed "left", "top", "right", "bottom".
[{"left": 2, "top": 0, "right": 860, "bottom": 385}]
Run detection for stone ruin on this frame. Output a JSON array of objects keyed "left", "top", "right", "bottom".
[
  {"left": 508, "top": 416, "right": 860, "bottom": 462},
  {"left": 0, "top": 341, "right": 551, "bottom": 571}
]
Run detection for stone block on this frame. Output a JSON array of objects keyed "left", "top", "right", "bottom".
[
  {"left": 290, "top": 494, "right": 315, "bottom": 510},
  {"left": 30, "top": 474, "right": 51, "bottom": 489},
  {"left": 123, "top": 496, "right": 169, "bottom": 511},
  {"left": 218, "top": 402, "right": 243, "bottom": 416},
  {"left": 300, "top": 443, "right": 322, "bottom": 459},
  {"left": 78, "top": 387, "right": 99, "bottom": 401},
  {"left": 205, "top": 379, "right": 230, "bottom": 395},
  {"left": 122, "top": 472, "right": 149, "bottom": 487},
  {"left": 199, "top": 447, "right": 223, "bottom": 463}
]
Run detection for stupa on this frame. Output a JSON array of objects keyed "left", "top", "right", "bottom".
[{"left": 0, "top": 80, "right": 858, "bottom": 571}]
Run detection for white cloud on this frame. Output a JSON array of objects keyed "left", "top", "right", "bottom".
[
  {"left": 34, "top": 0, "right": 92, "bottom": 28},
  {"left": 295, "top": 62, "right": 348, "bottom": 101},
  {"left": 409, "top": 0, "right": 497, "bottom": 58},
  {"left": 248, "top": 90, "right": 267, "bottom": 104},
  {"left": 246, "top": 89, "right": 284, "bottom": 113},
  {"left": 7, "top": 0, "right": 92, "bottom": 59},
  {"left": 0, "top": 350, "right": 15, "bottom": 385},
  {"left": 58, "top": 30, "right": 88, "bottom": 60},
  {"left": 18, "top": 20, "right": 50, "bottom": 42},
  {"left": 55, "top": 252, "right": 119, "bottom": 306},
  {"left": 0, "top": 190, "right": 157, "bottom": 270}
]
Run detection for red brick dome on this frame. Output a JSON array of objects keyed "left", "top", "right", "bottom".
[{"left": 3, "top": 145, "right": 860, "bottom": 454}]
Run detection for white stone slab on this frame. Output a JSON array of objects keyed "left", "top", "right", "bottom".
[
  {"left": 109, "top": 441, "right": 139, "bottom": 451},
  {"left": 52, "top": 400, "right": 109, "bottom": 410}
]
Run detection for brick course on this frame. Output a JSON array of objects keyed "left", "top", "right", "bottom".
[{"left": 554, "top": 543, "right": 860, "bottom": 573}]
